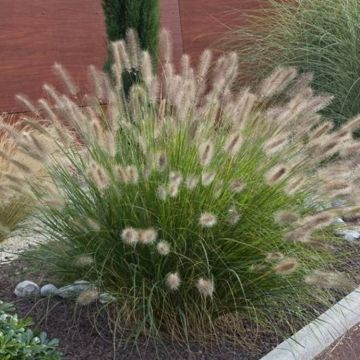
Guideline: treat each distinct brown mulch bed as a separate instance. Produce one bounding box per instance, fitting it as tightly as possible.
[0,259,278,360]
[2,234,360,360]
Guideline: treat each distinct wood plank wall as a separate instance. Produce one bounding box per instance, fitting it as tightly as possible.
[0,0,264,113]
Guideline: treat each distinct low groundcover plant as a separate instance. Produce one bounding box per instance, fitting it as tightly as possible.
[8,30,360,347]
[0,300,62,359]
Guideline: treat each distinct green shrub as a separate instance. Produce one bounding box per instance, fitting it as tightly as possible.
[18,35,360,345]
[0,300,62,359]
[227,0,360,130]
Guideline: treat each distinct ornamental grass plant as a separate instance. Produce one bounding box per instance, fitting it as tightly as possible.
[227,0,360,130]
[0,113,63,242]
[11,30,360,347]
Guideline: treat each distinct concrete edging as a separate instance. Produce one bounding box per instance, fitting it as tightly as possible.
[260,286,360,360]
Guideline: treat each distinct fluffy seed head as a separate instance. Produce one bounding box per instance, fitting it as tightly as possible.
[302,212,333,230]
[166,272,181,291]
[155,152,167,171]
[305,270,352,290]
[227,206,241,225]
[121,227,139,246]
[199,212,217,228]
[263,134,289,156]
[199,140,214,166]
[266,252,285,261]
[274,211,299,225]
[114,165,129,183]
[168,182,179,198]
[125,165,139,184]
[229,180,246,193]
[274,257,298,275]
[185,175,199,190]
[201,171,216,186]
[169,171,183,185]
[196,277,215,298]
[224,133,243,156]
[157,185,168,200]
[74,255,94,268]
[157,240,171,256]
[139,228,158,244]
[77,288,99,306]
[88,163,109,190]
[265,164,288,185]
[284,227,310,243]
[285,176,305,195]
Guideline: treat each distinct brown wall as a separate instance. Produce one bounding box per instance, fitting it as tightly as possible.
[0,0,264,113]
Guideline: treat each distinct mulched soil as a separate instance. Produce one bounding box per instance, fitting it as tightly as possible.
[2,231,360,360]
[0,260,278,360]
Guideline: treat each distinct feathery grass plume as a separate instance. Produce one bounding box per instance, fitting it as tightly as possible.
[156,185,167,201]
[185,175,199,190]
[169,171,183,185]
[53,62,78,95]
[199,213,217,228]
[199,140,214,166]
[139,228,157,245]
[309,121,333,139]
[322,180,349,193]
[165,272,181,291]
[301,212,334,230]
[285,176,305,195]
[227,206,240,225]
[125,165,139,184]
[168,182,179,198]
[265,164,288,185]
[15,94,39,116]
[274,211,299,225]
[229,180,246,193]
[340,142,360,158]
[266,252,285,261]
[88,65,105,100]
[121,227,139,246]
[201,172,216,186]
[154,152,167,171]
[17,30,360,349]
[226,0,360,131]
[223,132,243,156]
[77,288,99,306]
[274,258,298,275]
[259,67,297,98]
[157,240,171,256]
[304,270,353,290]
[88,163,109,190]
[74,255,95,268]
[284,228,310,243]
[159,29,172,63]
[196,277,215,298]
[263,134,289,156]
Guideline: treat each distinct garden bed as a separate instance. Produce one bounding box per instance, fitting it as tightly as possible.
[1,234,360,360]
[0,259,278,359]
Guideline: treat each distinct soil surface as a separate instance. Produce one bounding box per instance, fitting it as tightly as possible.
[316,324,360,360]
[1,232,360,359]
[0,260,278,360]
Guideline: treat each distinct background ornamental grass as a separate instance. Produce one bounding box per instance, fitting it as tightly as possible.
[227,0,360,131]
[9,31,360,346]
